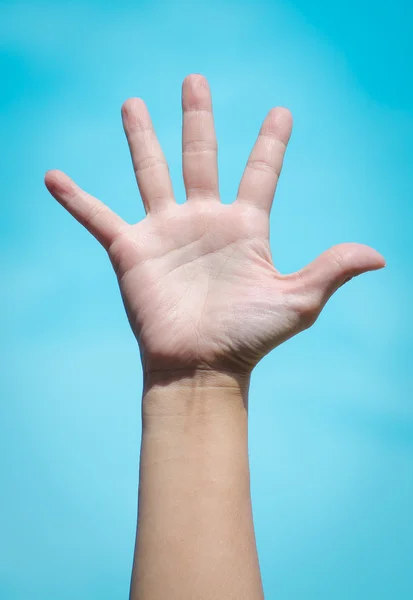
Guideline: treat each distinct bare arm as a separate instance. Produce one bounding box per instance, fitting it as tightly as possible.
[132,371,263,599]
[45,73,385,599]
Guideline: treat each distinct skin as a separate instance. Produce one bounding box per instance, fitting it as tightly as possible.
[45,74,385,599]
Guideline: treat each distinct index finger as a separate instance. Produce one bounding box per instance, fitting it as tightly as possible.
[235,107,292,213]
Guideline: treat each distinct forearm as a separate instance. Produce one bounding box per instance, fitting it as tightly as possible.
[129,370,264,600]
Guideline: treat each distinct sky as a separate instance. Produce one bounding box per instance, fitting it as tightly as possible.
[1,0,412,598]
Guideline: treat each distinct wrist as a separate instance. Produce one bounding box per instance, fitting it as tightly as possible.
[141,367,251,422]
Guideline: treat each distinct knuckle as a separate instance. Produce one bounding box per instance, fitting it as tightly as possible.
[328,244,355,272]
[83,202,104,229]
[134,155,168,174]
[290,292,320,328]
[183,139,217,155]
[246,158,280,176]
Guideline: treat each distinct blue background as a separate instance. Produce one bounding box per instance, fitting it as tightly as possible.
[2,0,412,598]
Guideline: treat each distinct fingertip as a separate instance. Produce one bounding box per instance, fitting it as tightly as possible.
[121,96,145,115]
[270,106,293,122]
[44,169,59,191]
[182,74,211,111]
[373,247,387,269]
[333,244,387,282]
[121,97,150,132]
[182,73,209,88]
[378,256,387,269]
[262,107,293,144]
[364,245,387,270]
[44,168,57,183]
[375,252,386,269]
[44,169,74,197]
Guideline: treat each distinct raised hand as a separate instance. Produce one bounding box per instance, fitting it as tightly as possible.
[45,74,385,376]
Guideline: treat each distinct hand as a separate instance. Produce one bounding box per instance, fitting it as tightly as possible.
[45,74,385,376]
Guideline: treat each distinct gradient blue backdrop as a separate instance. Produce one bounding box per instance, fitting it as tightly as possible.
[2,1,412,598]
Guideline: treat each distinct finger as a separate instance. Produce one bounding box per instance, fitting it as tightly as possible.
[182,74,219,201]
[44,170,127,250]
[121,98,174,213]
[236,107,292,213]
[288,242,386,308]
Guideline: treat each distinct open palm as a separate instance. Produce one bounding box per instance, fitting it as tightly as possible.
[45,74,385,375]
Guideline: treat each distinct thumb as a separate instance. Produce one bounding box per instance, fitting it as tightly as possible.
[296,242,386,305]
